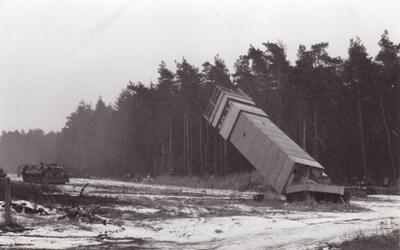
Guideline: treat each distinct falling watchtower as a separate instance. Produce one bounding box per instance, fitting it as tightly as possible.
[204,86,346,201]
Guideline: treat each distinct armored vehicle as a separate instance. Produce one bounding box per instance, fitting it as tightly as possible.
[17,162,70,184]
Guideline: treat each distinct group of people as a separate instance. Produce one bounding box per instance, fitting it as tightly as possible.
[124,173,154,183]
[351,176,391,187]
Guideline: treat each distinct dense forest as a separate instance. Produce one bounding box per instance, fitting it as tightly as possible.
[1,31,399,185]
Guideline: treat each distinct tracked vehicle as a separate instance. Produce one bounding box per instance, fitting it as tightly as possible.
[17,162,70,184]
[204,86,348,202]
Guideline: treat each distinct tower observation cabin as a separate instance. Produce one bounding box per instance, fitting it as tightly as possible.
[204,86,347,202]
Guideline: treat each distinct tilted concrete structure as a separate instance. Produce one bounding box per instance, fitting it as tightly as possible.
[204,86,346,201]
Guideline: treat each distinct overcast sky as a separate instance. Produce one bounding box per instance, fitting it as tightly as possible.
[0,0,399,133]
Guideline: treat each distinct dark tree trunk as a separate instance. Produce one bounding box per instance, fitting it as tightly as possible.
[313,104,318,158]
[378,93,396,178]
[356,83,368,176]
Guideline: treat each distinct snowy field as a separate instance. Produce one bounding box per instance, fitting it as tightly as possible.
[1,177,399,249]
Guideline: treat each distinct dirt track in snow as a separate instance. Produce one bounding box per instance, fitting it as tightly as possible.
[1,177,399,249]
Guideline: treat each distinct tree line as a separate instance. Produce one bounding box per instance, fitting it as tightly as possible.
[1,31,399,184]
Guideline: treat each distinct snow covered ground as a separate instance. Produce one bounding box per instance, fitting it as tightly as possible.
[1,177,399,249]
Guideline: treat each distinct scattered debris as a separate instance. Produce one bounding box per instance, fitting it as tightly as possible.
[0,223,30,233]
[11,201,50,215]
[58,206,107,225]
[57,183,107,225]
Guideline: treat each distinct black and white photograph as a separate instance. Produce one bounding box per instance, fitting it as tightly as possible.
[0,0,399,249]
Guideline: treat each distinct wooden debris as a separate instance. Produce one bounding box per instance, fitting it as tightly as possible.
[58,183,107,225]
[79,183,89,196]
[0,223,30,233]
[57,206,107,225]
